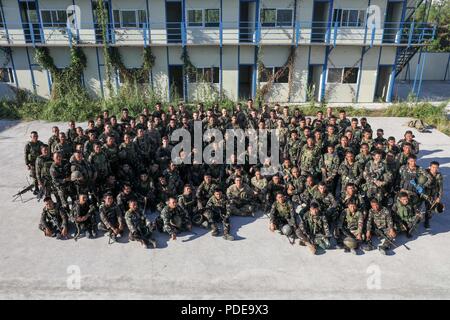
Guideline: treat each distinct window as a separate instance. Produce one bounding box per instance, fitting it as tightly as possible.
[260,67,289,83]
[327,67,359,84]
[41,10,67,28]
[0,68,14,83]
[187,9,220,27]
[333,9,366,27]
[189,67,219,83]
[113,10,147,28]
[342,67,359,84]
[205,9,220,27]
[261,8,293,27]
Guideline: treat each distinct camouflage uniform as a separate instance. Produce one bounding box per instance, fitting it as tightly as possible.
[299,145,321,178]
[160,205,191,235]
[39,204,68,237]
[196,181,219,209]
[125,207,155,245]
[363,160,392,203]
[25,140,44,190]
[226,183,255,216]
[98,203,125,232]
[35,154,53,197]
[302,210,332,249]
[50,161,72,208]
[88,151,111,183]
[398,165,431,207]
[204,195,232,237]
[391,199,420,234]
[366,206,395,250]
[72,200,97,236]
[178,192,199,221]
[250,176,268,206]
[311,189,338,224]
[319,153,340,193]
[424,169,444,223]
[338,160,363,195]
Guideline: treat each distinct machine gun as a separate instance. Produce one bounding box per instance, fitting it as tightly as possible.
[374,229,410,251]
[12,184,34,203]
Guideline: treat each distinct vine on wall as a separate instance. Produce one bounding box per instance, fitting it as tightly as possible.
[96,0,113,94]
[109,46,156,85]
[34,46,87,100]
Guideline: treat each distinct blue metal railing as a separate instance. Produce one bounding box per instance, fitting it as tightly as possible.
[0,21,436,46]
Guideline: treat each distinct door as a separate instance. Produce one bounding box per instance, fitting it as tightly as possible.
[239,65,253,99]
[375,66,393,102]
[169,65,184,100]
[166,1,182,43]
[92,0,112,44]
[311,1,330,43]
[19,1,42,43]
[383,2,403,43]
[308,65,323,101]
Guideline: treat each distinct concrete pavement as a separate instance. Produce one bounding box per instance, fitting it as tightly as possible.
[0,118,449,299]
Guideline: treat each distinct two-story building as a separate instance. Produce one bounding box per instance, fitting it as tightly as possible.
[0,0,435,103]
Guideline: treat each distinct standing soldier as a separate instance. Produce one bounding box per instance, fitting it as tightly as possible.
[53,132,73,162]
[363,150,392,203]
[25,131,44,194]
[39,197,68,240]
[319,144,340,194]
[48,126,60,154]
[365,199,397,255]
[398,155,431,208]
[89,143,110,184]
[424,161,444,229]
[50,152,72,210]
[35,144,53,198]
[204,189,234,240]
[299,137,321,179]
[338,151,364,197]
[125,198,156,249]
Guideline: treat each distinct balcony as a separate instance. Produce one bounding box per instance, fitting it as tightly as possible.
[0,21,436,48]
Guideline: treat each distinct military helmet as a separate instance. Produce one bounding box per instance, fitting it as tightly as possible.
[343,237,358,249]
[170,215,183,229]
[192,213,203,225]
[281,224,293,236]
[71,171,84,182]
[416,175,428,186]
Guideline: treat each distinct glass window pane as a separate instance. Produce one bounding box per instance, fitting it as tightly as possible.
[261,9,276,27]
[327,68,343,83]
[274,67,289,83]
[277,9,292,27]
[121,10,137,28]
[54,11,67,26]
[343,67,359,83]
[348,10,359,27]
[188,10,203,27]
[358,10,366,27]
[41,11,52,26]
[138,10,147,28]
[205,9,219,27]
[212,67,219,83]
[113,10,120,28]
[260,67,273,82]
[342,10,349,27]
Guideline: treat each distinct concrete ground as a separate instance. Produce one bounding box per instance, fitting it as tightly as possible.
[395,80,450,102]
[0,118,449,300]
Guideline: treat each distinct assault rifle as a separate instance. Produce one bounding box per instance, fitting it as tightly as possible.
[12,184,34,203]
[374,229,410,251]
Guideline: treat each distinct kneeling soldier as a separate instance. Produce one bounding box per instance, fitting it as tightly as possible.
[366,199,397,255]
[204,189,234,241]
[39,197,68,240]
[160,197,192,240]
[72,193,97,239]
[335,201,364,254]
[98,193,125,242]
[125,198,156,249]
[392,192,423,238]
[302,202,332,251]
[269,192,316,254]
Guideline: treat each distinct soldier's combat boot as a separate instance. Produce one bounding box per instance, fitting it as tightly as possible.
[424,217,430,230]
[222,231,234,241]
[361,240,374,251]
[378,245,388,255]
[306,242,317,255]
[211,224,219,236]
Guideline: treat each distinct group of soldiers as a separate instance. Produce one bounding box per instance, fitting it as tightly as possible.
[25,99,445,254]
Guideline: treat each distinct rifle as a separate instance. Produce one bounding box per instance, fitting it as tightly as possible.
[12,184,34,202]
[374,229,410,251]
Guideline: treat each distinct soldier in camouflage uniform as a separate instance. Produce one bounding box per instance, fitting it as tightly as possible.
[25,131,44,193]
[50,152,72,209]
[335,201,364,254]
[424,161,444,229]
[89,143,110,185]
[125,198,156,249]
[391,192,422,238]
[53,132,73,162]
[178,184,200,224]
[72,193,97,239]
[39,197,69,240]
[363,150,392,203]
[250,169,268,208]
[196,174,219,210]
[299,137,321,179]
[398,155,431,208]
[269,193,316,254]
[35,144,53,198]
[285,130,301,166]
[226,176,256,216]
[398,130,419,155]
[160,197,192,240]
[301,202,332,250]
[98,193,125,241]
[203,189,234,240]
[319,144,340,194]
[365,199,397,255]
[338,151,364,197]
